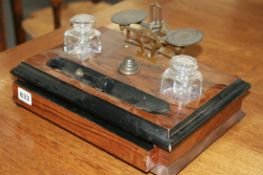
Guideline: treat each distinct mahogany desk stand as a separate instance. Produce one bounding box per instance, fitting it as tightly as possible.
[11,28,250,175]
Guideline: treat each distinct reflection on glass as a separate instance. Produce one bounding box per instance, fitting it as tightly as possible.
[161,55,203,104]
[64,14,102,60]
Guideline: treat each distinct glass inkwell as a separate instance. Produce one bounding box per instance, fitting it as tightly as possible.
[64,14,102,60]
[161,55,203,104]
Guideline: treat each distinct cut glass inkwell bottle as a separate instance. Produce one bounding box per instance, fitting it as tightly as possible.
[161,55,203,104]
[64,14,102,60]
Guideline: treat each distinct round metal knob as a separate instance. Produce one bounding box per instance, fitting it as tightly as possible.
[118,56,139,75]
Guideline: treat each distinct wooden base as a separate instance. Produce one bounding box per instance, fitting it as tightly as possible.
[11,28,250,174]
[13,80,245,175]
[11,28,250,151]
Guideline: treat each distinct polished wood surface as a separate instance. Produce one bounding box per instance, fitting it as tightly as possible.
[153,110,244,175]
[157,95,244,166]
[21,28,239,130]
[12,79,244,174]
[1,0,263,174]
[13,81,158,172]
[11,24,247,172]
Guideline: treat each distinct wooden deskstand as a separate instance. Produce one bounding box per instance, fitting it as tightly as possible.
[11,28,250,175]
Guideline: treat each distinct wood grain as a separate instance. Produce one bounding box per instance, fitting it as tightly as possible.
[158,95,245,166]
[10,27,248,173]
[12,27,248,152]
[23,28,238,130]
[12,81,158,172]
[12,79,245,174]
[0,0,263,175]
[152,110,244,175]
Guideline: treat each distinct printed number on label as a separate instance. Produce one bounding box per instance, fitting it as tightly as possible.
[18,87,32,105]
